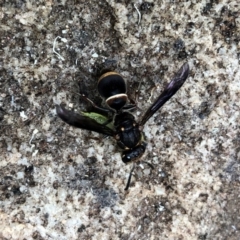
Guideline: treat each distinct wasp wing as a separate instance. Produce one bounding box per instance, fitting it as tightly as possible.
[56,105,115,136]
[140,62,189,126]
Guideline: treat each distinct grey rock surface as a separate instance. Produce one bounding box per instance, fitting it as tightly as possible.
[0,0,239,239]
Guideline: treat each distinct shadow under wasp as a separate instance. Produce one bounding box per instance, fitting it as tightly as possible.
[56,62,189,190]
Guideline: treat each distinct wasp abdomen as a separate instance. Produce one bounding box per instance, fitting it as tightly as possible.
[98,72,127,111]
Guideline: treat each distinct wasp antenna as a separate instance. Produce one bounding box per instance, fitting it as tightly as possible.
[124,163,136,191]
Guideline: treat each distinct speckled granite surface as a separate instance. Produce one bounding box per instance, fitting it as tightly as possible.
[0,1,239,239]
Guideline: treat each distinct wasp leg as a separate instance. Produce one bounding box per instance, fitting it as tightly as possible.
[122,103,137,111]
[141,161,154,169]
[80,94,114,115]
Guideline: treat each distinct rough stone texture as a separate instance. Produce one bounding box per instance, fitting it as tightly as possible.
[0,0,239,239]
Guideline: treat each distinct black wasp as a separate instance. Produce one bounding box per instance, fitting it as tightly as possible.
[56,62,189,190]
